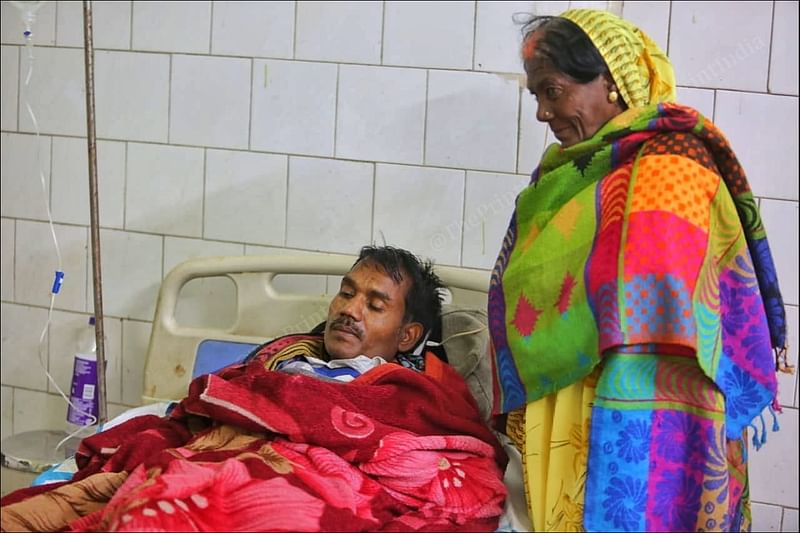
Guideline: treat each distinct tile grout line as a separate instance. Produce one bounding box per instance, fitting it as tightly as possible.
[129,1,133,50]
[15,45,21,131]
[370,163,377,246]
[292,1,299,60]
[48,134,54,233]
[166,54,173,144]
[201,148,207,239]
[160,233,165,282]
[53,1,58,46]
[666,0,673,56]
[458,170,467,267]
[3,128,800,203]
[284,156,291,247]
[380,1,386,65]
[0,41,517,73]
[471,0,478,71]
[765,0,777,93]
[122,142,128,231]
[248,58,253,151]
[208,1,214,55]
[12,219,17,302]
[6,37,800,95]
[333,64,340,157]
[711,89,717,122]
[422,70,430,164]
[515,86,523,174]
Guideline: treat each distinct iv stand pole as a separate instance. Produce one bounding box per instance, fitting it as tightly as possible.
[81,0,107,426]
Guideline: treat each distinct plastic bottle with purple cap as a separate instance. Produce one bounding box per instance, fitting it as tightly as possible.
[65,317,99,436]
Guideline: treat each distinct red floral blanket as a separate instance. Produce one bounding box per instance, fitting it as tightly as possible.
[1,352,506,532]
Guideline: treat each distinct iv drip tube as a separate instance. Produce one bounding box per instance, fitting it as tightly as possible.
[82,0,107,426]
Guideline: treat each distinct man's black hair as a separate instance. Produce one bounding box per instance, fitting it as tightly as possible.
[355,245,445,337]
[518,14,611,85]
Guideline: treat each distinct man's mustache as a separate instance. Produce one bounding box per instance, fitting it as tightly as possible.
[329,316,363,339]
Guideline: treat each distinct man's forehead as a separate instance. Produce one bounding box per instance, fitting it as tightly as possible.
[350,259,406,285]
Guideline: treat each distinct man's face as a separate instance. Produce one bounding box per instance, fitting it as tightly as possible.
[323,260,421,362]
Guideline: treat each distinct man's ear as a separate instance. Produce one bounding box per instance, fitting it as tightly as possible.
[398,322,424,353]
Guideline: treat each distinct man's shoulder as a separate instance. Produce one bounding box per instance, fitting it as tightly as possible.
[247,333,327,369]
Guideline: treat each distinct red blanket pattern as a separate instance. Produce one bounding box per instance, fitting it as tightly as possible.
[2,352,506,532]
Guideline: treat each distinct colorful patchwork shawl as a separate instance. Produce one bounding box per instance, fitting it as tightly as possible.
[488,103,786,441]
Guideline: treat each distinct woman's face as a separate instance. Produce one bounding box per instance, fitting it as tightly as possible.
[525,55,623,148]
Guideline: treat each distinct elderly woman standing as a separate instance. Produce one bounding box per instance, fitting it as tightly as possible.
[488,9,791,532]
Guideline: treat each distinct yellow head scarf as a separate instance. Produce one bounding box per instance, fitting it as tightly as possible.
[560,9,676,108]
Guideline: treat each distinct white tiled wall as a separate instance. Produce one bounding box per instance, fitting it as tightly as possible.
[211,1,294,59]
[336,65,427,164]
[0,45,18,130]
[0,219,13,301]
[770,1,799,95]
[286,156,373,253]
[125,143,205,237]
[169,54,251,149]
[131,1,211,54]
[463,171,529,270]
[669,1,773,92]
[51,137,126,228]
[752,502,784,532]
[373,164,465,265]
[97,228,162,321]
[474,1,535,73]
[383,1,475,70]
[204,149,287,245]
[714,91,799,201]
[1,386,11,439]
[56,1,132,50]
[14,220,87,311]
[120,319,151,407]
[1,0,797,522]
[1,133,52,220]
[426,69,519,172]
[95,51,170,142]
[250,59,338,156]
[784,508,799,532]
[18,47,87,137]
[620,1,670,52]
[0,1,56,46]
[295,1,383,64]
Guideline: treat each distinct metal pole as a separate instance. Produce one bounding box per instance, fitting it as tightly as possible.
[82,0,107,426]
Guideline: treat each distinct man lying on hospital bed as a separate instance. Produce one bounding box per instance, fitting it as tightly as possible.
[1,246,508,532]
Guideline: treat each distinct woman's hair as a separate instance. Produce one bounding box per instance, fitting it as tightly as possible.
[518,14,610,84]
[355,245,444,335]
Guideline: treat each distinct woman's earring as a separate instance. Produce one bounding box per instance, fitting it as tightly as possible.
[607,90,619,103]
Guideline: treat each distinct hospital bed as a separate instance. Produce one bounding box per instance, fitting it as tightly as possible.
[142,253,493,408]
[16,252,530,530]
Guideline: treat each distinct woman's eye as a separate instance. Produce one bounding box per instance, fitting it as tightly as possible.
[546,87,560,99]
[339,290,354,298]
